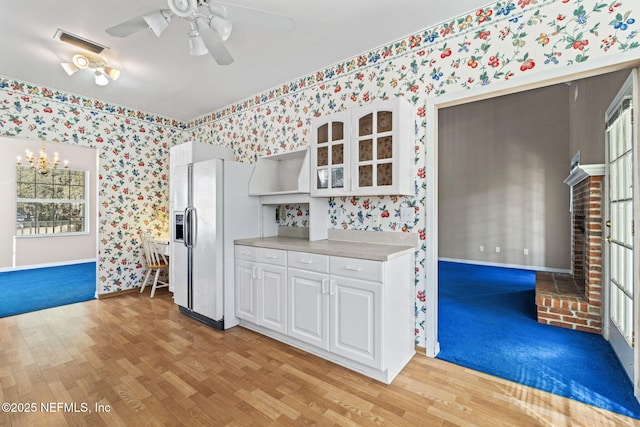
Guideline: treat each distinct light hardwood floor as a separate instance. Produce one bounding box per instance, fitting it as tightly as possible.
[1,291,638,427]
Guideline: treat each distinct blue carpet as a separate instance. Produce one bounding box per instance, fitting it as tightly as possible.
[437,261,640,419]
[0,262,96,317]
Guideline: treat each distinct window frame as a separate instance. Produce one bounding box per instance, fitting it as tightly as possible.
[15,166,90,238]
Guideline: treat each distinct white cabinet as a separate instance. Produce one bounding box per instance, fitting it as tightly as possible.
[310,99,414,197]
[237,244,414,383]
[288,251,330,349]
[289,253,383,369]
[288,268,328,349]
[329,257,383,369]
[310,110,351,196]
[235,259,258,323]
[248,149,309,196]
[235,246,287,334]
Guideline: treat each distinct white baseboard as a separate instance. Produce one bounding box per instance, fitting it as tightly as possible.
[0,258,97,273]
[438,257,571,274]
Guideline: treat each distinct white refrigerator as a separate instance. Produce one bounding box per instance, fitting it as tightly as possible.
[171,158,259,329]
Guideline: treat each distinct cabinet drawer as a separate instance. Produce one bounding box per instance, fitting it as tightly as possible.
[288,251,329,274]
[235,245,258,261]
[330,256,383,282]
[258,248,287,266]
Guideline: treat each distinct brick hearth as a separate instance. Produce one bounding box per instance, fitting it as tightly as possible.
[535,175,603,333]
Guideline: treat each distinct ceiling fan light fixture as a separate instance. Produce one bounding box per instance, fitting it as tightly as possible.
[143,11,170,37]
[104,66,121,81]
[208,3,227,18]
[72,54,90,69]
[61,62,79,76]
[188,31,209,56]
[94,70,110,86]
[210,15,232,41]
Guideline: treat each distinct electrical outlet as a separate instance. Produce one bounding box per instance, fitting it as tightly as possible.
[372,214,380,228]
[495,246,501,253]
[523,248,529,256]
[479,245,484,252]
[335,208,343,223]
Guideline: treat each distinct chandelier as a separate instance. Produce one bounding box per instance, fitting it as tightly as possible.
[17,144,69,175]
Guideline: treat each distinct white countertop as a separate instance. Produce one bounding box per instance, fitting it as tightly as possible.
[234,236,416,261]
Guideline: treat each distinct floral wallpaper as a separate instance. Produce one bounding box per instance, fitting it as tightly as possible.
[0,82,181,294]
[186,0,638,347]
[0,0,636,347]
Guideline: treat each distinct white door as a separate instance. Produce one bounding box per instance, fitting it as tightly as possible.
[605,69,638,397]
[191,159,222,320]
[329,275,382,369]
[235,260,257,323]
[287,268,329,349]
[258,264,287,334]
[171,164,189,307]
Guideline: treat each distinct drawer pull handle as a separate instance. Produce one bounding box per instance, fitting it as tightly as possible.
[298,259,313,264]
[344,266,363,272]
[329,280,336,295]
[322,278,329,294]
[265,255,280,259]
[240,251,252,256]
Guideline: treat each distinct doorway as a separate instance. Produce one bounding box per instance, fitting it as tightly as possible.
[425,60,640,402]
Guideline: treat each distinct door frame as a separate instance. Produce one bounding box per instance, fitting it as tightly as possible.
[424,51,640,358]
[603,69,640,397]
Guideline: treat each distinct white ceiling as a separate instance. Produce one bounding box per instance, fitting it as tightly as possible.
[0,1,492,122]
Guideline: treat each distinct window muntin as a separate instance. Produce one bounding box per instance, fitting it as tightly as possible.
[16,166,88,236]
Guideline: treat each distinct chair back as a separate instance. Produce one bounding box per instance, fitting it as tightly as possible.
[141,232,168,267]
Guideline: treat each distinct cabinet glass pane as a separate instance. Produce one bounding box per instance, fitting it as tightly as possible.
[332,122,344,141]
[317,147,328,166]
[317,169,329,189]
[359,139,373,161]
[359,165,372,187]
[377,136,393,159]
[377,111,393,132]
[317,124,328,143]
[359,114,373,136]
[332,144,344,165]
[377,163,392,186]
[331,168,344,188]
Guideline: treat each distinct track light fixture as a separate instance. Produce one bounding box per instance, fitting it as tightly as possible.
[60,54,120,86]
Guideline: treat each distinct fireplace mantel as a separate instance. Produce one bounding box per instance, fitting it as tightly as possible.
[563,164,605,187]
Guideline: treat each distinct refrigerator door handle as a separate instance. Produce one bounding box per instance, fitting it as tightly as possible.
[185,207,195,249]
[183,207,190,248]
[191,207,198,248]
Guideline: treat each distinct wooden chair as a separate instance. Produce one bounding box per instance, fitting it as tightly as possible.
[140,232,169,298]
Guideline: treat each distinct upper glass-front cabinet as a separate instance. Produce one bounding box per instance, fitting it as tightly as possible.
[310,110,350,195]
[310,99,414,197]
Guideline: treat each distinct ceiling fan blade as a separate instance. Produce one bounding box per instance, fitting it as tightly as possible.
[106,12,159,37]
[211,1,295,32]
[201,31,234,65]
[196,18,234,65]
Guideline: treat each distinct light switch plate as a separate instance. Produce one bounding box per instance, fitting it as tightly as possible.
[400,207,414,223]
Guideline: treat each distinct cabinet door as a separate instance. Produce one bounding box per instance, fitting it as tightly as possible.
[352,103,396,194]
[310,110,351,196]
[288,268,329,350]
[351,99,413,196]
[329,275,382,369]
[235,260,258,323]
[258,264,287,334]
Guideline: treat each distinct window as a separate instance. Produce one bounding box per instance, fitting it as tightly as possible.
[16,166,88,236]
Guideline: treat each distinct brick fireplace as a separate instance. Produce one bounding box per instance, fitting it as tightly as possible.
[536,169,604,334]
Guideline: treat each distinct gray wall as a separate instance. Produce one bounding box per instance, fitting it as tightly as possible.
[438,84,571,270]
[569,69,630,164]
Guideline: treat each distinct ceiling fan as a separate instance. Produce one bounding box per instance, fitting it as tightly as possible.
[105,0,294,65]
